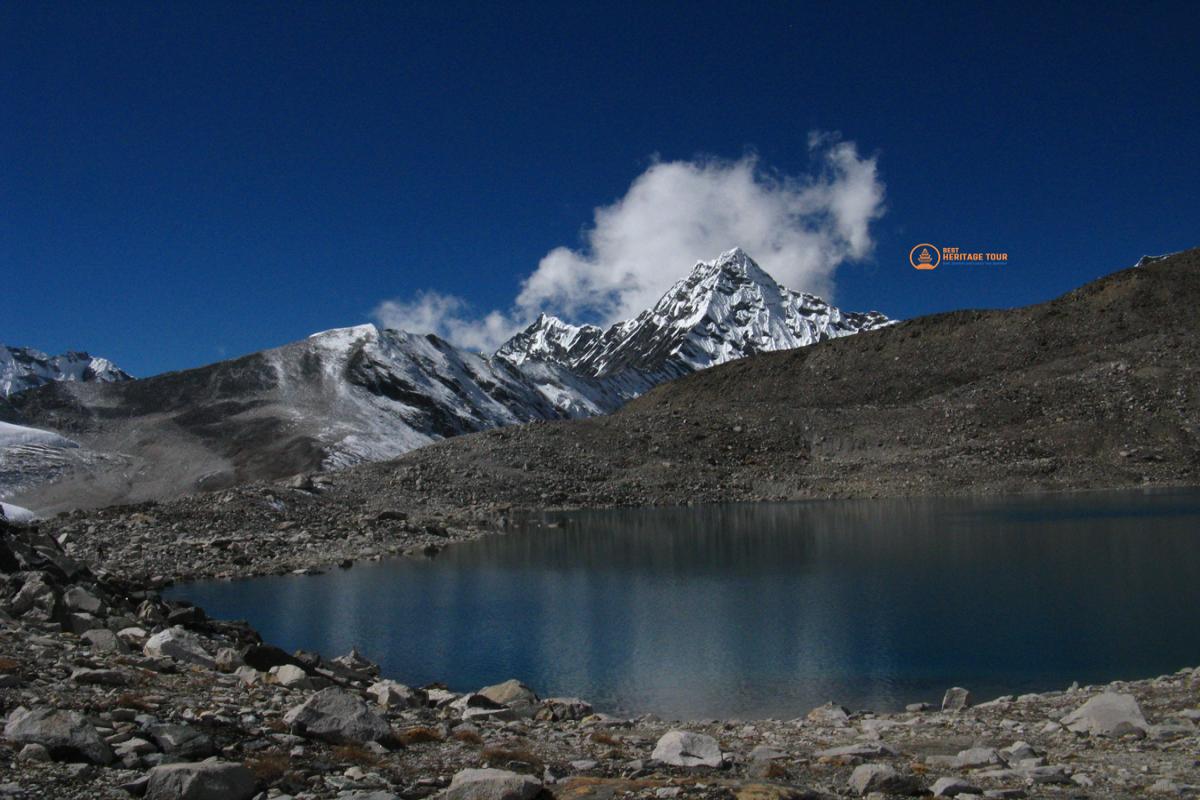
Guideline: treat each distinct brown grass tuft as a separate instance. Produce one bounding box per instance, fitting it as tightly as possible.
[589,731,622,747]
[245,751,291,784]
[0,657,21,673]
[452,728,485,746]
[332,743,383,767]
[264,717,289,733]
[396,726,444,746]
[482,746,543,771]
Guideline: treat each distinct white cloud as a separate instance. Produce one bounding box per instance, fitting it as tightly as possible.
[372,291,520,353]
[373,135,885,350]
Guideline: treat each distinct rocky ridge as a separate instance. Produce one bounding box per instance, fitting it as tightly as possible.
[0,344,131,399]
[3,517,1199,800]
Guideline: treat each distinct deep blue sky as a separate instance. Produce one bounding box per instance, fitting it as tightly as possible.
[3,2,1197,377]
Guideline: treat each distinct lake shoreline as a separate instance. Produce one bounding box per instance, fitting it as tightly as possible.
[3,517,1200,799]
[31,475,1200,586]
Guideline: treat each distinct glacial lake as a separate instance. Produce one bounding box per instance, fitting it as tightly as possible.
[167,489,1200,719]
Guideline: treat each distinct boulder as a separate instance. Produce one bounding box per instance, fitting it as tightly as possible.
[848,763,922,796]
[367,679,425,709]
[954,746,1002,768]
[143,627,215,668]
[999,741,1038,762]
[268,664,312,689]
[3,706,114,764]
[478,679,538,708]
[145,761,257,800]
[941,687,973,712]
[806,701,850,725]
[214,647,243,673]
[534,697,593,722]
[82,628,129,654]
[63,586,104,614]
[70,668,129,686]
[1061,692,1148,736]
[241,643,302,671]
[442,768,543,800]
[650,730,723,768]
[147,723,216,760]
[816,743,898,758]
[10,574,56,617]
[931,777,978,797]
[283,687,390,743]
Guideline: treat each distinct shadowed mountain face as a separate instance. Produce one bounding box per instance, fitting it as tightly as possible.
[3,251,887,513]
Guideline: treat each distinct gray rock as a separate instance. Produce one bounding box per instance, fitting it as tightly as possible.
[63,611,105,634]
[3,706,114,764]
[16,743,51,763]
[954,746,1002,768]
[82,628,128,654]
[268,664,312,689]
[650,730,722,768]
[70,667,129,686]
[145,761,257,800]
[442,768,543,800]
[147,723,216,760]
[999,741,1037,762]
[11,575,56,617]
[749,745,787,761]
[283,687,390,743]
[817,743,899,758]
[848,763,922,796]
[214,647,243,673]
[932,777,978,797]
[1019,765,1071,784]
[63,586,104,614]
[941,687,973,712]
[143,627,215,668]
[806,701,850,725]
[477,681,540,705]
[534,697,592,722]
[367,679,424,709]
[1061,692,1148,736]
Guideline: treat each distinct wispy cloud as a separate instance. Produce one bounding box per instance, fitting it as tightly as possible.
[373,134,885,351]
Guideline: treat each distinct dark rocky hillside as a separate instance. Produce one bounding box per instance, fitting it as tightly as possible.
[330,246,1200,510]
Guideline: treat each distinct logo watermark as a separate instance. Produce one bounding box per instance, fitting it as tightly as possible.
[910,243,1008,270]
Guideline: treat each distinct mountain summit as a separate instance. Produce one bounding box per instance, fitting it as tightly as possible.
[497,248,891,406]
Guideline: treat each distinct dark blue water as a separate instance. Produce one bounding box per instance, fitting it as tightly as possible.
[168,489,1200,719]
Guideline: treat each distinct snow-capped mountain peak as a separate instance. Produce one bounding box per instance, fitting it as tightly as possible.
[0,344,132,398]
[495,247,893,409]
[495,313,603,366]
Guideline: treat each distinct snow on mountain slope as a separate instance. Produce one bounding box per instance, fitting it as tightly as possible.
[304,324,574,468]
[0,421,79,450]
[0,344,132,397]
[0,421,116,506]
[5,323,588,509]
[498,248,892,408]
[0,502,36,522]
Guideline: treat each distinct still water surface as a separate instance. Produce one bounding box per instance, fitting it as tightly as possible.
[168,490,1200,719]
